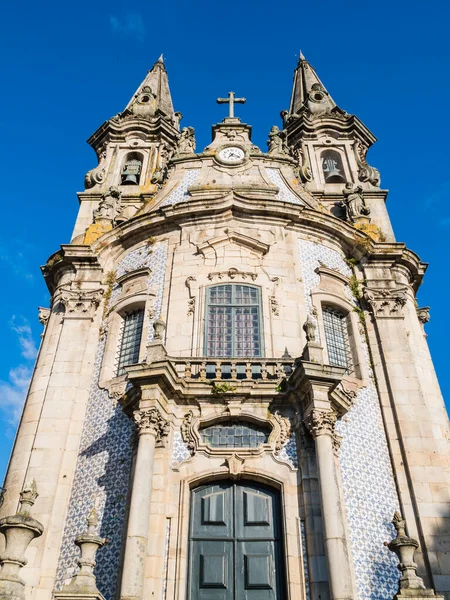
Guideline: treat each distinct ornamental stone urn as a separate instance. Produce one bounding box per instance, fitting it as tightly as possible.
[0,480,44,600]
[387,511,444,599]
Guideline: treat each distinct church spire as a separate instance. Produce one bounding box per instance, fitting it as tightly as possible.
[289,52,336,116]
[124,55,175,120]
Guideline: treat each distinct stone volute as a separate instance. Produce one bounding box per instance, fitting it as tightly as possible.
[54,508,106,600]
[387,512,444,599]
[0,479,44,600]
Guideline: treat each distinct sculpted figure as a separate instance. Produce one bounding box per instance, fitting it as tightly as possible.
[267,125,287,154]
[342,183,370,221]
[303,314,317,342]
[177,126,196,154]
[94,186,122,222]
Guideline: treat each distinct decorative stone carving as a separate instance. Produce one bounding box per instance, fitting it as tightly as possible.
[306,83,334,117]
[177,127,196,155]
[417,306,430,326]
[93,186,122,223]
[180,411,196,455]
[207,268,257,282]
[0,480,44,600]
[108,376,128,403]
[38,306,50,327]
[153,316,166,340]
[267,126,288,155]
[364,286,408,318]
[84,148,107,189]
[60,289,104,318]
[386,512,444,599]
[354,141,380,187]
[54,508,106,600]
[225,454,245,476]
[294,145,313,182]
[303,409,337,438]
[151,143,173,185]
[270,296,279,316]
[342,183,371,222]
[303,315,317,342]
[133,408,169,445]
[186,276,196,317]
[273,412,291,455]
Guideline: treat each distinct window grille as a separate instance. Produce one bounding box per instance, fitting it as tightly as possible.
[322,306,352,370]
[200,421,270,448]
[116,309,144,375]
[205,284,262,357]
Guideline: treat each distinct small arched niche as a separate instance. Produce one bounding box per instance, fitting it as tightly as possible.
[321,149,347,184]
[121,151,143,185]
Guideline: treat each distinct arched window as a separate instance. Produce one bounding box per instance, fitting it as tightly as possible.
[116,309,144,375]
[121,152,143,185]
[205,284,263,357]
[321,149,346,184]
[322,305,352,371]
[199,420,270,448]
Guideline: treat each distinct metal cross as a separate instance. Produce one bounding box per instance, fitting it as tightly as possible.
[216,91,246,118]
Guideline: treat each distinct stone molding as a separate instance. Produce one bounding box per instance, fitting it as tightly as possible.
[364,286,408,318]
[207,268,258,282]
[59,288,104,319]
[133,407,169,445]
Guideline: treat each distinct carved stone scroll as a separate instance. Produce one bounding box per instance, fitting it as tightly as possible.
[273,412,291,455]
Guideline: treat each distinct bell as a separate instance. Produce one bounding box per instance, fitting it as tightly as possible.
[324,168,345,183]
[121,158,142,185]
[121,173,139,185]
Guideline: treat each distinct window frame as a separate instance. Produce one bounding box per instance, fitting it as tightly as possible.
[321,304,353,372]
[203,283,264,358]
[115,308,145,376]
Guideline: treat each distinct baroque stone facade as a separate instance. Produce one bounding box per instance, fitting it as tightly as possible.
[0,53,449,600]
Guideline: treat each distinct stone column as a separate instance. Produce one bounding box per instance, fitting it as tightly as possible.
[120,407,169,600]
[304,409,354,600]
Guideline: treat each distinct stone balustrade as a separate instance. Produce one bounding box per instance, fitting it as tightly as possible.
[169,356,295,381]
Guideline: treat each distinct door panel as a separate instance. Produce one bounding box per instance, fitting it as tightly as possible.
[236,484,277,540]
[191,540,233,600]
[189,481,284,600]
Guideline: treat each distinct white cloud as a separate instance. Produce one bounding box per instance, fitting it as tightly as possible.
[0,365,32,425]
[10,316,38,360]
[0,317,39,427]
[109,12,146,43]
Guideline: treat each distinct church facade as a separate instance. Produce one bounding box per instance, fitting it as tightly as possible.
[0,54,449,600]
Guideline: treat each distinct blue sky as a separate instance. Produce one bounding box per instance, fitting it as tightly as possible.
[0,0,449,482]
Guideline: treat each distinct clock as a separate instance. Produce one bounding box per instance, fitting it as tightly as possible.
[217,146,245,164]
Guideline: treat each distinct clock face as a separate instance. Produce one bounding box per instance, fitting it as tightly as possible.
[218,147,245,164]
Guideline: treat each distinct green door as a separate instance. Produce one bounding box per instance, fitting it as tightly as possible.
[188,481,285,600]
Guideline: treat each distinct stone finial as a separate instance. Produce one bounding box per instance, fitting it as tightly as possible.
[54,508,106,600]
[0,481,44,600]
[18,479,38,515]
[386,511,444,599]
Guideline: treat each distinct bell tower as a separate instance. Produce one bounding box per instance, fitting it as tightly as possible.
[0,53,449,600]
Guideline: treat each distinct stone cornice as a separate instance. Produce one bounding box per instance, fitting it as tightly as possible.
[41,245,103,295]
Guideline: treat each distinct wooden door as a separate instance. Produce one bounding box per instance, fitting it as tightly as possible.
[188,481,284,600]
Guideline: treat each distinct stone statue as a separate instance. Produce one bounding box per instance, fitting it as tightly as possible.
[94,186,122,222]
[267,126,287,155]
[303,315,317,342]
[342,183,370,222]
[177,127,196,155]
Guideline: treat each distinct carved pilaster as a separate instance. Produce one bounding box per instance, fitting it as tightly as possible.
[133,408,169,446]
[364,286,408,318]
[60,288,104,319]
